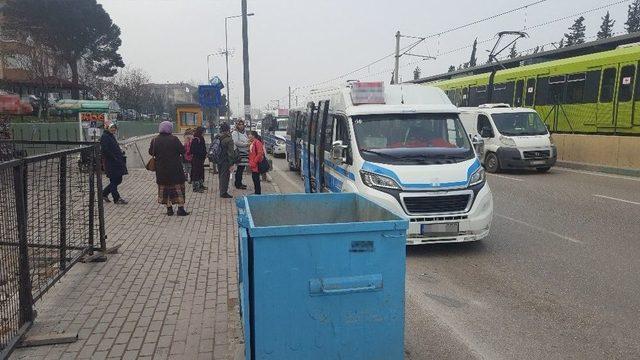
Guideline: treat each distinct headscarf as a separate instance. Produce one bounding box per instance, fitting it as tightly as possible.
[159,121,173,134]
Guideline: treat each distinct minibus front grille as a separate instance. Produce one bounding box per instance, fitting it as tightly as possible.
[402,194,471,215]
[522,150,550,159]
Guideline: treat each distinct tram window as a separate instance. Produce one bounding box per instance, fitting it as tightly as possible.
[535,77,549,105]
[469,85,487,106]
[618,65,635,102]
[525,79,536,106]
[515,80,524,107]
[600,68,617,103]
[547,76,566,105]
[584,70,601,103]
[566,73,586,104]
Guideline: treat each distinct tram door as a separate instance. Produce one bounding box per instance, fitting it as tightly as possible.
[614,62,636,130]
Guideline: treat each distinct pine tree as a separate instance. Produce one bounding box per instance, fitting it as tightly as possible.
[564,16,586,46]
[598,11,616,39]
[508,43,518,59]
[469,38,478,67]
[626,0,640,33]
[448,65,456,72]
[558,38,565,48]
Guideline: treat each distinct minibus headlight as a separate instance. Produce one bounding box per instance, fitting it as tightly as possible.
[469,168,485,186]
[499,135,517,147]
[360,171,401,190]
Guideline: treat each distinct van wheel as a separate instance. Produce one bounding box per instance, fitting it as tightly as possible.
[536,167,551,173]
[484,153,500,173]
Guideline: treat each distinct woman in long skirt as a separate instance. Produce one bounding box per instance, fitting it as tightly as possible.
[149,121,189,216]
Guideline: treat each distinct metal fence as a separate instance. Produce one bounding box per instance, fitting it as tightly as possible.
[0,141,106,359]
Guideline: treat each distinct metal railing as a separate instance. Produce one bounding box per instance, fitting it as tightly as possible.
[0,141,106,359]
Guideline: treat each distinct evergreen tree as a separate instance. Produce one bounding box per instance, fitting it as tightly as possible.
[469,38,478,67]
[508,43,518,59]
[564,16,587,46]
[626,0,640,33]
[598,11,616,39]
[448,65,456,72]
[558,38,565,48]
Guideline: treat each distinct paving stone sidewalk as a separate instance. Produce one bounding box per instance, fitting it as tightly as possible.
[10,168,277,359]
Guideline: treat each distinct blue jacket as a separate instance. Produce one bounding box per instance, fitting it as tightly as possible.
[100,131,127,178]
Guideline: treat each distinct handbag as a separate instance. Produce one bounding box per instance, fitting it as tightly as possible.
[145,157,156,172]
[146,138,157,171]
[258,156,270,174]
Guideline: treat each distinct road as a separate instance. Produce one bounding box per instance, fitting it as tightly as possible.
[268,155,640,360]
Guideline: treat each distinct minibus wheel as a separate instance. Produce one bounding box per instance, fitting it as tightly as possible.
[485,153,500,173]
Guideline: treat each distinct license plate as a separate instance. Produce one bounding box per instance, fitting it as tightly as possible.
[421,223,459,236]
[530,160,546,165]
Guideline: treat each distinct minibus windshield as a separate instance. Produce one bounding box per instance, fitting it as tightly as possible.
[353,113,474,165]
[276,118,288,131]
[492,112,548,136]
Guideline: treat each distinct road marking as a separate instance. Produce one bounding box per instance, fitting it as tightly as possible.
[593,194,640,206]
[496,214,583,244]
[487,174,525,182]
[555,167,640,182]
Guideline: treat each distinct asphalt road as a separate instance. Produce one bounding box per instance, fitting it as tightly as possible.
[268,155,640,360]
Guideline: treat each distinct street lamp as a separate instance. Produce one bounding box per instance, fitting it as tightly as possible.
[225,12,254,120]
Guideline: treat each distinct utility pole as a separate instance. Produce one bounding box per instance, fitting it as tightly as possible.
[393,31,401,85]
[288,86,291,110]
[241,0,251,125]
[225,17,231,121]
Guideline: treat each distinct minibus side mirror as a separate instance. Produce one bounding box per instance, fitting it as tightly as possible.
[471,134,485,158]
[480,127,494,138]
[331,140,348,164]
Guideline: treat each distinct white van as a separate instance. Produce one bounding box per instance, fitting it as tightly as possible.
[459,104,557,173]
[293,82,493,245]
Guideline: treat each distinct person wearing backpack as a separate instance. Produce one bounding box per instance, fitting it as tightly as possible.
[248,130,265,195]
[217,122,236,198]
[190,127,208,193]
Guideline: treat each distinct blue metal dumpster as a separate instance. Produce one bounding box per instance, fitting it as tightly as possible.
[236,193,409,360]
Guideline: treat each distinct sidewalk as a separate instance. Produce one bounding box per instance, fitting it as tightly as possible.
[10,167,277,359]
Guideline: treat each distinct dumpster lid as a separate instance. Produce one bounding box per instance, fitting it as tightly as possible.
[237,193,408,237]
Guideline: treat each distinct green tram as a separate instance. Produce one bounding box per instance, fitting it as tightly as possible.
[428,44,640,135]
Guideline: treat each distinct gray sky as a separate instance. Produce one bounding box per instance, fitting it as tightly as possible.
[99,0,630,114]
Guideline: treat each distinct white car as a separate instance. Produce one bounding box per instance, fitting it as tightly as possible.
[272,135,286,157]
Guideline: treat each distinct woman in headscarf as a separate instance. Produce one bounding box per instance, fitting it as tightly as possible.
[149,121,189,216]
[190,126,208,192]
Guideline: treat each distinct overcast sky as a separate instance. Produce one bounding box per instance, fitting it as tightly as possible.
[99,0,630,114]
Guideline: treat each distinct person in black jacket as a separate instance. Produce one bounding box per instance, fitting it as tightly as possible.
[190,127,208,193]
[100,123,128,204]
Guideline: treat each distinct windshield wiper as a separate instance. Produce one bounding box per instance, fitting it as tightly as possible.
[360,149,400,160]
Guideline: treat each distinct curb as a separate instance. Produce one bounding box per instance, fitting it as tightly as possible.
[556,161,640,178]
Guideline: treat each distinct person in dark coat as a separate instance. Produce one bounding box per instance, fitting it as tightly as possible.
[190,127,208,193]
[218,122,236,199]
[149,121,189,216]
[100,123,128,204]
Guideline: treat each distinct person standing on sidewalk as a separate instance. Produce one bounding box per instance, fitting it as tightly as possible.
[100,123,128,204]
[248,130,264,195]
[190,127,208,193]
[231,120,249,190]
[182,129,194,183]
[149,121,189,216]
[217,122,236,199]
